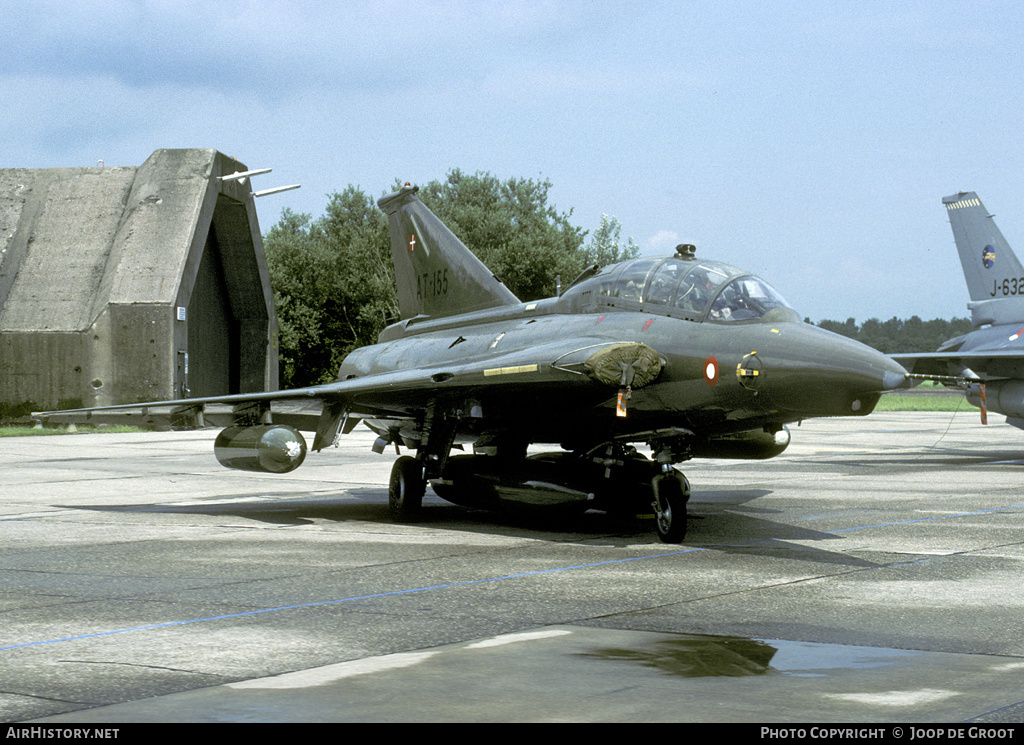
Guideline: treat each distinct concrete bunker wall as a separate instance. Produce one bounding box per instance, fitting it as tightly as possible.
[0,149,279,418]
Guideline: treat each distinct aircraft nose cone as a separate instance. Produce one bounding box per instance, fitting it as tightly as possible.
[760,326,910,417]
[883,368,911,391]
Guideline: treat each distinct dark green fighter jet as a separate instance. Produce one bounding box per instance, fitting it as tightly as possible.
[35,185,909,542]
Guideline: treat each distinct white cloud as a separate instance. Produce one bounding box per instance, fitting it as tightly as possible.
[646,230,680,254]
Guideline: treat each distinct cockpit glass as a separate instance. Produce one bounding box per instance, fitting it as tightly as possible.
[566,256,798,325]
[672,263,735,314]
[613,259,658,302]
[593,264,622,296]
[707,276,795,322]
[644,261,688,305]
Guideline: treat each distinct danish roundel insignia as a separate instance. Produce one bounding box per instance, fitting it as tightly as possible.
[704,356,719,386]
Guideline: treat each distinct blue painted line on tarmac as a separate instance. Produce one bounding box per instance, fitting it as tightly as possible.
[0,552,702,652]
[4,501,1022,652]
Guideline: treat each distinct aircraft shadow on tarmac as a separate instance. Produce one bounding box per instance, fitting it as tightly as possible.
[686,489,880,569]
[797,445,1024,473]
[59,484,879,568]
[875,449,1024,469]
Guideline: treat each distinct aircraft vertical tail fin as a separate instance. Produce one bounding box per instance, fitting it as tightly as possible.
[378,185,520,319]
[944,192,1024,301]
[943,192,1024,326]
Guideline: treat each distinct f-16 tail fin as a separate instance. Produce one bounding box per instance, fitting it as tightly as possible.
[944,191,1024,301]
[378,185,520,320]
[944,191,1024,326]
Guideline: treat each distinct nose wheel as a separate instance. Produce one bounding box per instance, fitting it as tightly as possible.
[652,470,690,543]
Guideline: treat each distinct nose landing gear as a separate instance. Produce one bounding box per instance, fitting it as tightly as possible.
[651,467,691,543]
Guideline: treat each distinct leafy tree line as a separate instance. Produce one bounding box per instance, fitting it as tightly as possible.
[263,169,638,388]
[812,316,973,354]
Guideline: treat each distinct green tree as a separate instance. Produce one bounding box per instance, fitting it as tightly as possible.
[264,187,394,388]
[813,316,973,354]
[818,317,859,339]
[582,214,640,267]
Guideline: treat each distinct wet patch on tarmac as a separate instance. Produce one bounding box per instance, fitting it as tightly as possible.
[30,626,1024,723]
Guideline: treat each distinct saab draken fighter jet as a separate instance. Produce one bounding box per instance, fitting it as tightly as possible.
[36,185,908,542]
[895,192,1024,428]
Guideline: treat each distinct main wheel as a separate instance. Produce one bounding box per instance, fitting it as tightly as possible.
[389,456,425,522]
[652,471,690,543]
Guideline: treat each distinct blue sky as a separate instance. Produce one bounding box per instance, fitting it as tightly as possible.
[5,0,1023,323]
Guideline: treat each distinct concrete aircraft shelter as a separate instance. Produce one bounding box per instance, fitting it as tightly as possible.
[0,149,280,419]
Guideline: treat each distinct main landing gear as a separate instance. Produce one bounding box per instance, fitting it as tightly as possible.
[388,455,426,522]
[386,442,693,544]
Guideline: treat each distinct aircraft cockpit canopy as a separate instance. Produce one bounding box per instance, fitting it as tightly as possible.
[561,256,801,324]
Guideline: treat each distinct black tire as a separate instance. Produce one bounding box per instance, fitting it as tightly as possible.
[389,456,425,522]
[652,471,689,543]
